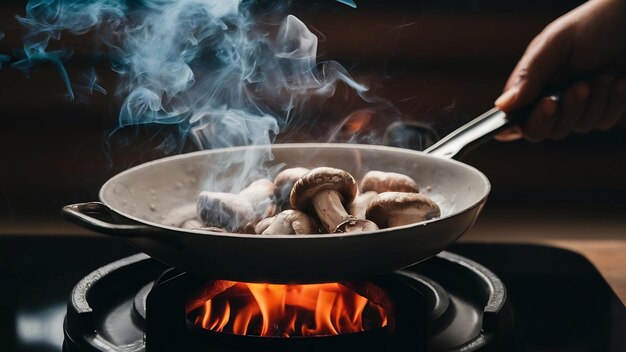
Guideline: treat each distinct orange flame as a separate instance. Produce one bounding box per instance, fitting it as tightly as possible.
[187,281,390,337]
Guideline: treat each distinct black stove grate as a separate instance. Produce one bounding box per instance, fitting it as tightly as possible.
[62,251,512,352]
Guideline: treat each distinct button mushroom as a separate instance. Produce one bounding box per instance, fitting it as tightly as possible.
[261,210,321,235]
[273,167,310,211]
[238,179,277,220]
[290,167,378,233]
[348,191,378,219]
[360,170,419,193]
[366,192,441,228]
[254,215,276,234]
[197,191,256,233]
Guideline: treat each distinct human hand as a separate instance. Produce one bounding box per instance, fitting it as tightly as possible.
[495,0,626,142]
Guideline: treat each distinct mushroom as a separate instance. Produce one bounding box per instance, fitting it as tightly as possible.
[360,170,419,193]
[290,167,378,233]
[335,217,379,233]
[238,179,277,220]
[197,191,256,233]
[366,192,441,228]
[254,216,276,234]
[348,191,379,219]
[273,167,310,211]
[261,210,321,235]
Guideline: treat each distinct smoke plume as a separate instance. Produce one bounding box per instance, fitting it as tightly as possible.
[13,0,395,192]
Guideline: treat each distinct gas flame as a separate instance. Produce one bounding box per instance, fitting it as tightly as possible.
[187,281,390,337]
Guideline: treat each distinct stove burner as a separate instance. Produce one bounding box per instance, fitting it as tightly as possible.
[63,252,512,351]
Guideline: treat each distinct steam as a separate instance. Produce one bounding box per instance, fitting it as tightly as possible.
[336,0,357,8]
[0,32,10,68]
[13,0,384,192]
[13,0,125,99]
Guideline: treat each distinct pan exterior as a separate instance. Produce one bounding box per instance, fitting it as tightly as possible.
[98,144,490,283]
[120,201,484,283]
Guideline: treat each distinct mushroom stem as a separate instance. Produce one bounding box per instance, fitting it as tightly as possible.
[260,210,320,235]
[311,190,354,233]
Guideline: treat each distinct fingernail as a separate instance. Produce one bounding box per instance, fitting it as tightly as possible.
[541,97,557,117]
[575,84,590,100]
[495,86,519,110]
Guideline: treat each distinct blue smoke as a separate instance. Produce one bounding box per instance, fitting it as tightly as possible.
[13,0,125,99]
[14,0,377,191]
[335,0,357,8]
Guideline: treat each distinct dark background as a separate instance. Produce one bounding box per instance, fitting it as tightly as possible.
[0,0,624,233]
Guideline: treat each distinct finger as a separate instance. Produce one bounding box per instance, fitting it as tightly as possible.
[597,78,626,131]
[494,126,523,142]
[551,82,590,139]
[521,96,559,143]
[495,27,570,113]
[574,75,615,133]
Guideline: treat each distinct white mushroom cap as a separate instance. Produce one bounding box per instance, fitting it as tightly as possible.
[274,167,310,210]
[290,167,360,233]
[360,170,419,193]
[366,192,440,228]
[197,191,256,233]
[290,167,357,210]
[238,179,277,220]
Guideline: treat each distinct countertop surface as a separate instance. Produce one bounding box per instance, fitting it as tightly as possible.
[460,206,626,305]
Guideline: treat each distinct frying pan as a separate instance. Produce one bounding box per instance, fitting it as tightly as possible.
[63,107,514,283]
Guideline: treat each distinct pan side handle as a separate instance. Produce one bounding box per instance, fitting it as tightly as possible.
[63,202,158,237]
[423,108,513,159]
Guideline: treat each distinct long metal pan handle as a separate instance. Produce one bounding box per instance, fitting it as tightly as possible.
[62,202,157,237]
[424,107,513,159]
[425,91,560,159]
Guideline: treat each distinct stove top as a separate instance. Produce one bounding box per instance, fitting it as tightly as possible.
[63,250,512,351]
[1,235,624,351]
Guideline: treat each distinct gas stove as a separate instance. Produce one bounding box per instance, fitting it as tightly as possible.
[1,235,625,352]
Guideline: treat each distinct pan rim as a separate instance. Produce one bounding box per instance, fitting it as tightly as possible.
[99,143,491,239]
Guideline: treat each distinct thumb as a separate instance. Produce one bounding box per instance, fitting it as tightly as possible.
[495,28,569,113]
